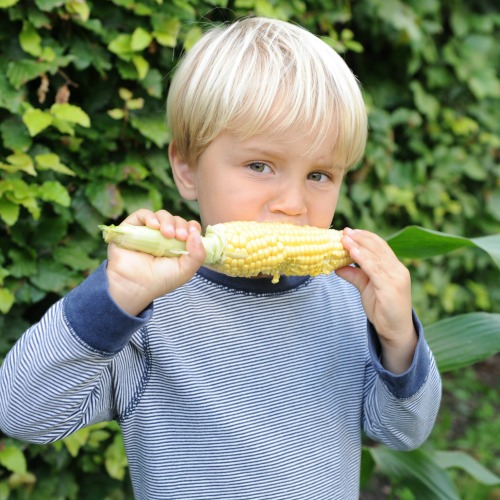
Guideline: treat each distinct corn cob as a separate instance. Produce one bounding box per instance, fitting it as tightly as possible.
[99,221,352,283]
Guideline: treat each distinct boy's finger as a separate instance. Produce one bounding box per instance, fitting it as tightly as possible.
[179,230,206,274]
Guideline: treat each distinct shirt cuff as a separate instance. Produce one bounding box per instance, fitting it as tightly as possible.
[63,261,153,354]
[367,310,430,399]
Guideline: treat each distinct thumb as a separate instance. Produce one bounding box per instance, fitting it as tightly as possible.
[178,229,206,275]
[335,265,369,294]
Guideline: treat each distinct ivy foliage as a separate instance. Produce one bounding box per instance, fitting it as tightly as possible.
[0,0,499,497]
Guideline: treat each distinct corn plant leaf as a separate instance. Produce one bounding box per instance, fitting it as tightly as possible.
[387,225,500,268]
[424,312,500,372]
[369,446,459,500]
[434,451,500,485]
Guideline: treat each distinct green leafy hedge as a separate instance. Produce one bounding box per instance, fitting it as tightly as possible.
[1,0,499,498]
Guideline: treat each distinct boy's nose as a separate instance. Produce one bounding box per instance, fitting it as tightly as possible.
[268,184,308,217]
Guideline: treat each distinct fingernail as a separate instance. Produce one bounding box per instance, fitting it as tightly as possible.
[177,228,188,239]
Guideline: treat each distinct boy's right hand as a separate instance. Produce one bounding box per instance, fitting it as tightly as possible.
[105,209,206,316]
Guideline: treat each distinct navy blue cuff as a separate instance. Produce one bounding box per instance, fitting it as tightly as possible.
[63,261,153,354]
[367,310,430,399]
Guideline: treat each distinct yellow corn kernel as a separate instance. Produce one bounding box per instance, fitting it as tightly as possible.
[207,221,352,283]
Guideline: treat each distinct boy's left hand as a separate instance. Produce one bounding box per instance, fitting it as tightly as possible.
[336,227,417,374]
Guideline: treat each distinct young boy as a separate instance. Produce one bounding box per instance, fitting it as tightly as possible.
[0,17,441,499]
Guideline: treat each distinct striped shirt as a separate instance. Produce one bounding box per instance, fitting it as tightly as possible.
[0,263,441,499]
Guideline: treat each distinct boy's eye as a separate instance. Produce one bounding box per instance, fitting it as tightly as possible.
[248,162,272,173]
[308,172,330,182]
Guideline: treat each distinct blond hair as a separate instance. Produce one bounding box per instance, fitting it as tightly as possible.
[167,17,367,169]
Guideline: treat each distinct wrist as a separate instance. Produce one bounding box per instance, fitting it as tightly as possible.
[107,267,154,316]
[379,327,418,374]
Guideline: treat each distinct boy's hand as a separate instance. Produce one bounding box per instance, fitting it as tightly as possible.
[106,209,206,316]
[336,228,417,374]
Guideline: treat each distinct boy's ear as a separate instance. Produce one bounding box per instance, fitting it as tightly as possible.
[169,142,198,201]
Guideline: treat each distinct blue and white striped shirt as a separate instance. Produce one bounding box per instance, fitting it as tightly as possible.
[0,263,441,499]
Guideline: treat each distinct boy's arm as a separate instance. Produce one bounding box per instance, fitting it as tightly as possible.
[336,228,442,449]
[0,209,205,443]
[0,263,149,443]
[362,312,442,449]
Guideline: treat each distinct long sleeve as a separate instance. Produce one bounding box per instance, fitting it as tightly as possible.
[0,263,151,443]
[362,312,442,450]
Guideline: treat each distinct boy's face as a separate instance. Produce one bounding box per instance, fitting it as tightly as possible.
[172,129,345,230]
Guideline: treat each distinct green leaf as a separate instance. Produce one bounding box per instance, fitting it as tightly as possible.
[132,54,149,80]
[183,25,203,51]
[19,21,42,57]
[434,451,500,486]
[131,27,152,51]
[22,108,53,136]
[108,34,133,57]
[0,446,27,474]
[0,116,32,151]
[387,226,500,268]
[1,153,36,176]
[0,287,16,314]
[53,245,100,272]
[0,63,24,113]
[360,447,376,488]
[65,0,90,22]
[108,108,125,120]
[37,181,71,206]
[62,427,91,457]
[7,59,51,89]
[105,433,128,480]
[0,198,20,226]
[35,153,76,176]
[152,16,180,47]
[34,0,65,10]
[72,191,104,235]
[50,103,91,128]
[8,248,37,278]
[369,446,459,499]
[0,0,20,7]
[425,312,500,372]
[0,481,9,500]
[85,182,125,219]
[130,113,168,147]
[30,259,77,293]
[140,68,163,98]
